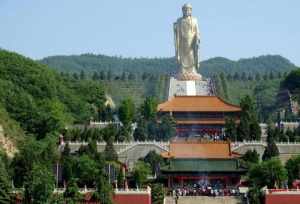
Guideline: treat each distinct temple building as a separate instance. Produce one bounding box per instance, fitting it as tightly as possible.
[160,141,247,189]
[157,95,241,137]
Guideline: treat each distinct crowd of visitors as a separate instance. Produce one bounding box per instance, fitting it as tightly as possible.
[171,184,240,197]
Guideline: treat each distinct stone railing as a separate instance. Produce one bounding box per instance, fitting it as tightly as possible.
[13,187,150,194]
[116,141,169,154]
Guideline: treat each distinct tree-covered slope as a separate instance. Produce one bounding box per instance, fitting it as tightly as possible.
[40,54,298,76]
[0,50,106,140]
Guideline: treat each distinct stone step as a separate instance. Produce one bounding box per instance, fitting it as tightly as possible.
[164,196,243,204]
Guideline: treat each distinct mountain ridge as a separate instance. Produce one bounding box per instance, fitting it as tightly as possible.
[40,54,298,76]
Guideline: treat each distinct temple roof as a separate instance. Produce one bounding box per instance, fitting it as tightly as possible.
[161,141,237,159]
[157,96,241,112]
[160,158,246,173]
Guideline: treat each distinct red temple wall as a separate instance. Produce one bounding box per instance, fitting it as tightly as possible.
[113,194,151,204]
[265,194,300,204]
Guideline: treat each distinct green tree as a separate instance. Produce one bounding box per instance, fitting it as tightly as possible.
[99,70,106,80]
[151,183,164,204]
[262,140,279,161]
[63,178,81,204]
[249,118,261,141]
[140,97,157,120]
[133,119,147,141]
[158,115,176,141]
[92,72,99,80]
[75,155,99,186]
[0,158,11,204]
[80,70,86,80]
[219,72,229,100]
[144,151,163,175]
[282,69,300,93]
[104,140,118,161]
[248,158,287,189]
[225,117,237,141]
[247,187,262,204]
[133,161,151,188]
[285,155,300,186]
[95,175,113,204]
[237,95,260,141]
[118,98,135,127]
[121,71,126,81]
[24,164,55,204]
[11,138,58,187]
[242,149,259,164]
[107,70,112,81]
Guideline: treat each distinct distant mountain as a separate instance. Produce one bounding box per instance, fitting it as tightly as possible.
[40,54,298,76]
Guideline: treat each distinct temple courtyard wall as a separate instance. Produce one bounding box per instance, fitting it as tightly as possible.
[66,141,300,168]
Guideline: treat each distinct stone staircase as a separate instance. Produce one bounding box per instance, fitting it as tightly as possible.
[164,196,243,204]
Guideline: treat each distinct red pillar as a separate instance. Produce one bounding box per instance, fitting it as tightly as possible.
[180,177,184,187]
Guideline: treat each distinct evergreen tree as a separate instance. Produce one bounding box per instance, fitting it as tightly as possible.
[141,97,157,120]
[0,158,11,204]
[247,187,262,204]
[158,115,176,141]
[237,95,260,141]
[144,151,163,175]
[255,73,261,81]
[128,72,136,80]
[104,140,118,161]
[226,73,232,81]
[24,164,55,204]
[151,184,164,204]
[142,72,148,80]
[219,73,229,100]
[247,74,253,81]
[262,140,279,161]
[277,72,282,79]
[99,70,106,80]
[72,72,79,80]
[285,155,300,186]
[225,117,237,141]
[248,158,287,189]
[133,119,147,141]
[286,128,295,142]
[107,70,112,81]
[249,118,261,141]
[241,72,247,81]
[118,98,135,127]
[92,72,99,80]
[133,161,151,188]
[242,149,259,164]
[269,71,274,80]
[64,178,80,204]
[80,70,86,80]
[233,72,240,80]
[95,175,113,204]
[121,71,126,81]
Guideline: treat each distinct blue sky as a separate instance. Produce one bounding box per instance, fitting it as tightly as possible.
[1,0,300,65]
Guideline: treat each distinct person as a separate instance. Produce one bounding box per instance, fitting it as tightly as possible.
[174,3,201,80]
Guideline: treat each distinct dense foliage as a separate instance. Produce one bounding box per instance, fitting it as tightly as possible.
[0,50,106,139]
[40,54,298,77]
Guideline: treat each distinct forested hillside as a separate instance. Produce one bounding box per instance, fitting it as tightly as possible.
[0,50,106,142]
[40,54,298,77]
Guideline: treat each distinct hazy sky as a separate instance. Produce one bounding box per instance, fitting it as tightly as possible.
[1,0,300,65]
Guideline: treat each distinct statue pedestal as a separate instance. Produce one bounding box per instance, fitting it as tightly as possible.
[168,77,213,99]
